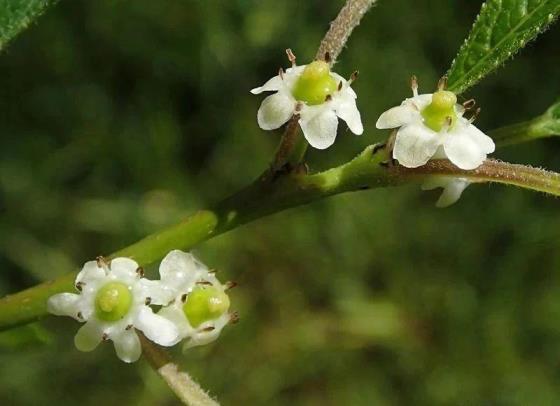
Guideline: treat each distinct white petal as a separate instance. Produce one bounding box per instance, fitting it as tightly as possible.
[159,250,204,289]
[109,257,139,280]
[113,330,141,363]
[74,320,103,352]
[393,124,441,168]
[250,75,282,94]
[408,94,433,110]
[421,177,470,208]
[134,307,179,346]
[335,96,363,135]
[257,93,295,130]
[76,261,105,285]
[376,105,418,129]
[137,279,174,306]
[299,108,338,150]
[47,293,82,319]
[443,132,486,170]
[463,122,495,154]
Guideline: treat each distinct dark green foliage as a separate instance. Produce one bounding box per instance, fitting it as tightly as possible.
[447,0,560,93]
[0,0,56,51]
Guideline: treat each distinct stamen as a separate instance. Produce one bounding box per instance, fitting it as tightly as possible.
[136,267,144,278]
[469,107,481,123]
[229,312,240,324]
[286,48,296,67]
[102,333,109,341]
[224,281,237,291]
[337,81,343,91]
[77,311,83,320]
[325,94,332,102]
[278,67,284,80]
[96,256,109,269]
[125,324,133,330]
[196,280,213,286]
[181,293,188,303]
[437,75,448,91]
[75,281,85,292]
[145,297,152,306]
[349,70,359,83]
[410,75,419,97]
[201,326,215,332]
[462,99,476,110]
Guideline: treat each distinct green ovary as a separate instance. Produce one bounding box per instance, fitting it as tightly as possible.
[183,286,230,328]
[421,90,458,132]
[95,282,133,321]
[291,61,338,105]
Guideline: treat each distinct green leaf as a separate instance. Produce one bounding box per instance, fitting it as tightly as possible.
[0,0,58,52]
[447,0,560,94]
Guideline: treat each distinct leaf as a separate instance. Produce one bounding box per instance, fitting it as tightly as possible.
[447,0,560,94]
[0,0,58,52]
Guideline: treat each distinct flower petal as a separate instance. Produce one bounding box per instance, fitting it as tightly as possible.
[376,105,418,129]
[134,307,179,346]
[257,92,295,130]
[159,250,204,289]
[74,320,103,352]
[443,132,486,170]
[299,108,338,150]
[109,257,139,281]
[113,329,141,363]
[250,75,282,94]
[335,96,363,135]
[76,261,105,285]
[393,124,440,168]
[137,278,175,306]
[463,122,495,154]
[422,177,470,208]
[48,293,82,319]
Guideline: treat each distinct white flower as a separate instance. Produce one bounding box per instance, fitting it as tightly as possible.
[376,78,495,170]
[48,257,179,363]
[156,250,234,350]
[251,54,363,150]
[421,177,471,208]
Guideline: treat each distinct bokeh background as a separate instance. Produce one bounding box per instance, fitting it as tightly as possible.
[1,0,560,404]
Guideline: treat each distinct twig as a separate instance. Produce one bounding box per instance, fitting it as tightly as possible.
[140,334,219,406]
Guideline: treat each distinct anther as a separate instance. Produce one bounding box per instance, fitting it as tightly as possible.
[229,312,240,324]
[325,94,332,102]
[462,99,476,110]
[96,256,109,269]
[437,75,448,91]
[349,70,359,83]
[224,281,237,290]
[410,75,419,97]
[75,281,85,292]
[278,67,285,80]
[196,280,213,286]
[324,51,331,64]
[136,267,144,277]
[181,293,188,303]
[102,333,109,341]
[286,48,296,67]
[145,297,152,306]
[338,81,343,91]
[77,311,83,320]
[201,326,215,332]
[125,324,133,330]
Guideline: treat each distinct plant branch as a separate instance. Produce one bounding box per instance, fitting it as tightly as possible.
[2,144,560,330]
[140,335,219,406]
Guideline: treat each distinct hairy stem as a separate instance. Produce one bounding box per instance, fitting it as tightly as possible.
[2,146,560,330]
[140,335,219,406]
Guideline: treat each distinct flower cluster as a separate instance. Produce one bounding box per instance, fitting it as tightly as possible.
[376,76,495,207]
[251,49,363,150]
[48,250,235,363]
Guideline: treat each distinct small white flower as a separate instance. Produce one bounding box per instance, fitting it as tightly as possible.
[421,177,471,208]
[157,250,235,350]
[48,257,179,363]
[376,77,495,170]
[251,50,363,150]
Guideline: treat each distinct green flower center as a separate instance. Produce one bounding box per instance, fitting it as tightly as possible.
[95,282,133,322]
[291,61,338,106]
[421,90,458,132]
[182,286,230,328]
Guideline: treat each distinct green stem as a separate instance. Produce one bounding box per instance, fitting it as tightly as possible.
[2,146,560,331]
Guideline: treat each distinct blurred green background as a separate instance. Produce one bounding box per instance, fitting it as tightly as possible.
[1,0,560,404]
